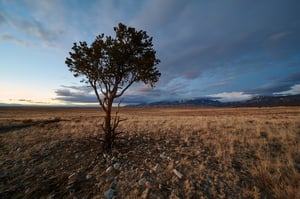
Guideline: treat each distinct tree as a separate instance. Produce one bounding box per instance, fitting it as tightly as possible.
[65,23,161,152]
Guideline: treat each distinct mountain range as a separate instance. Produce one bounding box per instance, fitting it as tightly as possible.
[134,94,300,107]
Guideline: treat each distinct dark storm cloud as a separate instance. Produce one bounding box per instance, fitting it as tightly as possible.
[246,83,292,96]
[122,85,167,104]
[245,71,300,96]
[54,84,167,104]
[55,89,73,97]
[57,0,300,103]
[54,85,160,104]
[184,71,201,80]
[55,86,97,103]
[282,71,300,83]
[133,0,300,85]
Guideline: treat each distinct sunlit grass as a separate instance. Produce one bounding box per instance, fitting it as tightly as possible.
[0,107,299,198]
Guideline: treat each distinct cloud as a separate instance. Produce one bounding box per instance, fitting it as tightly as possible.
[282,71,300,83]
[122,84,166,103]
[0,12,6,26]
[246,83,292,96]
[246,71,300,95]
[0,34,30,46]
[273,84,300,96]
[2,0,299,106]
[55,84,167,105]
[4,12,54,40]
[55,86,96,103]
[0,1,65,48]
[55,89,73,97]
[208,92,253,102]
[269,31,290,41]
[131,0,300,91]
[184,71,201,80]
[18,99,32,102]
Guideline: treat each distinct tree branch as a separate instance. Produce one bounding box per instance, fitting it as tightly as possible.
[112,99,123,133]
[115,80,135,98]
[90,80,107,112]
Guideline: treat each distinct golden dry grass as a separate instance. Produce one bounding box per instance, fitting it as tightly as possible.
[0,106,299,198]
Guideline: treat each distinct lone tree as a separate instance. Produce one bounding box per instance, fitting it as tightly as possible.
[65,23,160,151]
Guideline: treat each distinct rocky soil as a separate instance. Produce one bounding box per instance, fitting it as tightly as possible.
[0,107,299,198]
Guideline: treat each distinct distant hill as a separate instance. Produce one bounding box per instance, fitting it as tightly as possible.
[132,94,300,107]
[227,94,300,107]
[147,98,222,107]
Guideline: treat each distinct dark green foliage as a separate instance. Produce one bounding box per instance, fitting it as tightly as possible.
[65,23,160,151]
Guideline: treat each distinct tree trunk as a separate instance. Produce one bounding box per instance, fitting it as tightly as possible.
[103,98,114,152]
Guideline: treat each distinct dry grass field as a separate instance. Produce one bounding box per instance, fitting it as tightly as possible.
[0,106,300,198]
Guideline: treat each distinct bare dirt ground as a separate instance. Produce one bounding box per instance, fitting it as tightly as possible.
[0,106,300,199]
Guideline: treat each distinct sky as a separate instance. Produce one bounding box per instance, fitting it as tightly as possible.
[1,0,300,106]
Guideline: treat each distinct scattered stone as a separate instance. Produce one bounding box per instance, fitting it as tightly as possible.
[46,194,55,199]
[106,166,113,173]
[86,174,92,180]
[169,189,180,199]
[111,156,117,162]
[158,184,162,190]
[68,173,76,179]
[2,159,14,165]
[153,163,161,173]
[82,195,89,199]
[138,178,147,186]
[145,181,152,188]
[75,153,79,159]
[113,162,120,170]
[96,175,101,181]
[173,169,183,179]
[103,153,109,159]
[160,153,166,159]
[104,188,115,199]
[141,188,150,199]
[110,180,117,189]
[68,173,77,185]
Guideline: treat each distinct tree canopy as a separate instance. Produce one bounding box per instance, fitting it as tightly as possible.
[65,23,161,151]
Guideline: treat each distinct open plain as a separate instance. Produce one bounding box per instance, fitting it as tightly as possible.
[0,106,300,198]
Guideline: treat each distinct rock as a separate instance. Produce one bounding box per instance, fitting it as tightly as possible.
[68,173,77,185]
[46,194,55,199]
[86,174,92,180]
[113,162,120,170]
[138,178,147,186]
[110,180,117,189]
[169,189,180,199]
[3,159,14,165]
[103,153,109,159]
[160,153,166,159]
[153,163,161,173]
[141,188,150,199]
[96,175,101,181]
[173,169,183,179]
[104,188,115,199]
[111,156,117,162]
[145,181,152,188]
[75,153,79,159]
[106,166,113,173]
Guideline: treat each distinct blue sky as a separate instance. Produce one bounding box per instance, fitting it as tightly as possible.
[1,0,300,106]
